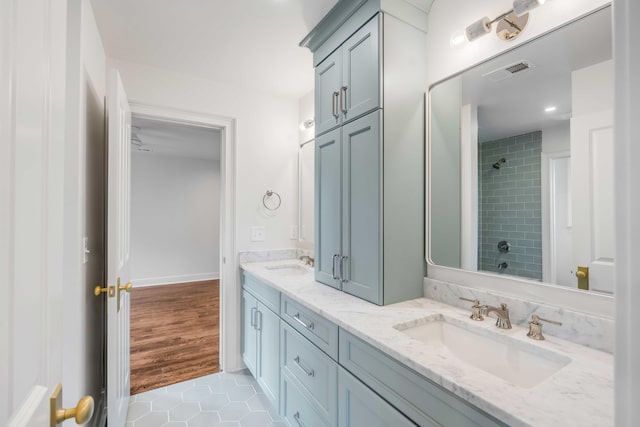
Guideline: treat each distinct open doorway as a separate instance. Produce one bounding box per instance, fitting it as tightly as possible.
[128,114,222,394]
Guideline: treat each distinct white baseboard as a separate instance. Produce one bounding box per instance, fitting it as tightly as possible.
[132,272,220,287]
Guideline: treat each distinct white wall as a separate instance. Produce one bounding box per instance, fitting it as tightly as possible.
[63,0,107,419]
[541,122,570,153]
[572,59,614,115]
[131,152,221,286]
[108,58,300,254]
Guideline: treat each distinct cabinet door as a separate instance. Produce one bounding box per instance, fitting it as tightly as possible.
[315,128,342,290]
[341,15,381,124]
[256,303,280,408]
[341,111,382,304]
[282,371,332,427]
[241,290,258,377]
[315,49,342,136]
[338,367,415,427]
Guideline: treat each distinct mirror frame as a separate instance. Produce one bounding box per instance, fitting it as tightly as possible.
[425,5,614,319]
[298,138,314,247]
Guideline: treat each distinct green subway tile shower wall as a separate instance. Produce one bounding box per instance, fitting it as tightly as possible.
[478,131,542,281]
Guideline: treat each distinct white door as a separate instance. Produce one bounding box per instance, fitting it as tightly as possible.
[106,70,132,425]
[1,0,87,426]
[570,110,615,293]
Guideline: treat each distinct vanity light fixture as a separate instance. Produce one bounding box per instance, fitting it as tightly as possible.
[451,0,546,46]
[545,106,557,113]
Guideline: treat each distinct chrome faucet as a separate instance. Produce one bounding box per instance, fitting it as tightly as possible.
[527,315,562,340]
[459,297,484,321]
[299,255,315,267]
[480,303,512,329]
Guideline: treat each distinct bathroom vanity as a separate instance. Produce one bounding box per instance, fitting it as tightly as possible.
[240,260,613,427]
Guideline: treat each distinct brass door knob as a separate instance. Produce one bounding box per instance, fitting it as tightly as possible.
[575,265,589,290]
[50,384,94,426]
[56,395,94,425]
[116,278,133,312]
[94,285,115,297]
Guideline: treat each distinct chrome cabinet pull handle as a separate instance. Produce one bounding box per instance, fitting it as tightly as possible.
[256,310,263,331]
[332,91,339,119]
[250,307,257,328]
[293,412,306,427]
[332,254,340,279]
[294,356,315,377]
[340,256,348,282]
[340,86,348,114]
[293,313,314,330]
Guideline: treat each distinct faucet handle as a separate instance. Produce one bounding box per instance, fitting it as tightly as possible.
[532,315,562,326]
[527,315,562,340]
[459,297,480,306]
[459,297,484,321]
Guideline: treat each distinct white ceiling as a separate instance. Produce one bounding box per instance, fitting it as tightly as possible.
[90,0,338,99]
[131,116,221,161]
[449,7,612,142]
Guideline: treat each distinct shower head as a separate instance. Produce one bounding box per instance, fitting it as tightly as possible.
[492,158,506,169]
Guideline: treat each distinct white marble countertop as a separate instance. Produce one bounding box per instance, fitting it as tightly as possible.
[240,260,614,427]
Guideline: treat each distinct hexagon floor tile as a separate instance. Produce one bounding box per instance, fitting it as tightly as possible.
[127,370,287,427]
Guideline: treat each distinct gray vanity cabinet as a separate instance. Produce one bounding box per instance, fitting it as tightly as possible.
[340,15,380,124]
[341,112,381,303]
[241,290,259,376]
[241,274,281,409]
[315,111,382,303]
[315,49,342,136]
[315,127,342,289]
[311,1,426,305]
[338,367,416,427]
[314,15,380,136]
[315,49,342,135]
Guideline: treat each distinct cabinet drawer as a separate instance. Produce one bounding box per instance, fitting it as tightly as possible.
[281,295,339,360]
[281,322,338,424]
[242,271,280,314]
[282,370,332,427]
[338,366,416,427]
[339,329,506,427]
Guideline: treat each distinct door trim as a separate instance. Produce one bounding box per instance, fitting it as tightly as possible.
[127,102,241,371]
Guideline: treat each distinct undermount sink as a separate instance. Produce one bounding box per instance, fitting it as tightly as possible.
[264,264,311,276]
[394,314,571,388]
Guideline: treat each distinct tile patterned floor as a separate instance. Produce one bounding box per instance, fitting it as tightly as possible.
[126,370,288,427]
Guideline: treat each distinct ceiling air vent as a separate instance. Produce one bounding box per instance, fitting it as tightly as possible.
[482,60,535,82]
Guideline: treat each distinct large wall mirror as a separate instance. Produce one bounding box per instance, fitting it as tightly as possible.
[428,6,614,307]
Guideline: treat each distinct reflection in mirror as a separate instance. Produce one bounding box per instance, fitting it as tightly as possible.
[299,140,315,249]
[429,6,613,294]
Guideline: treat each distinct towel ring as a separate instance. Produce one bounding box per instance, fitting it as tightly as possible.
[263,190,282,211]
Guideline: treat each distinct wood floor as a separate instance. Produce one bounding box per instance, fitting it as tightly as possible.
[130,280,220,395]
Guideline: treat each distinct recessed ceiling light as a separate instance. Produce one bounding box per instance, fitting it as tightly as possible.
[545,106,557,113]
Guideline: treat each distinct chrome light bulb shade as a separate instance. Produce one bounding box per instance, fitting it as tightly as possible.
[466,17,492,42]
